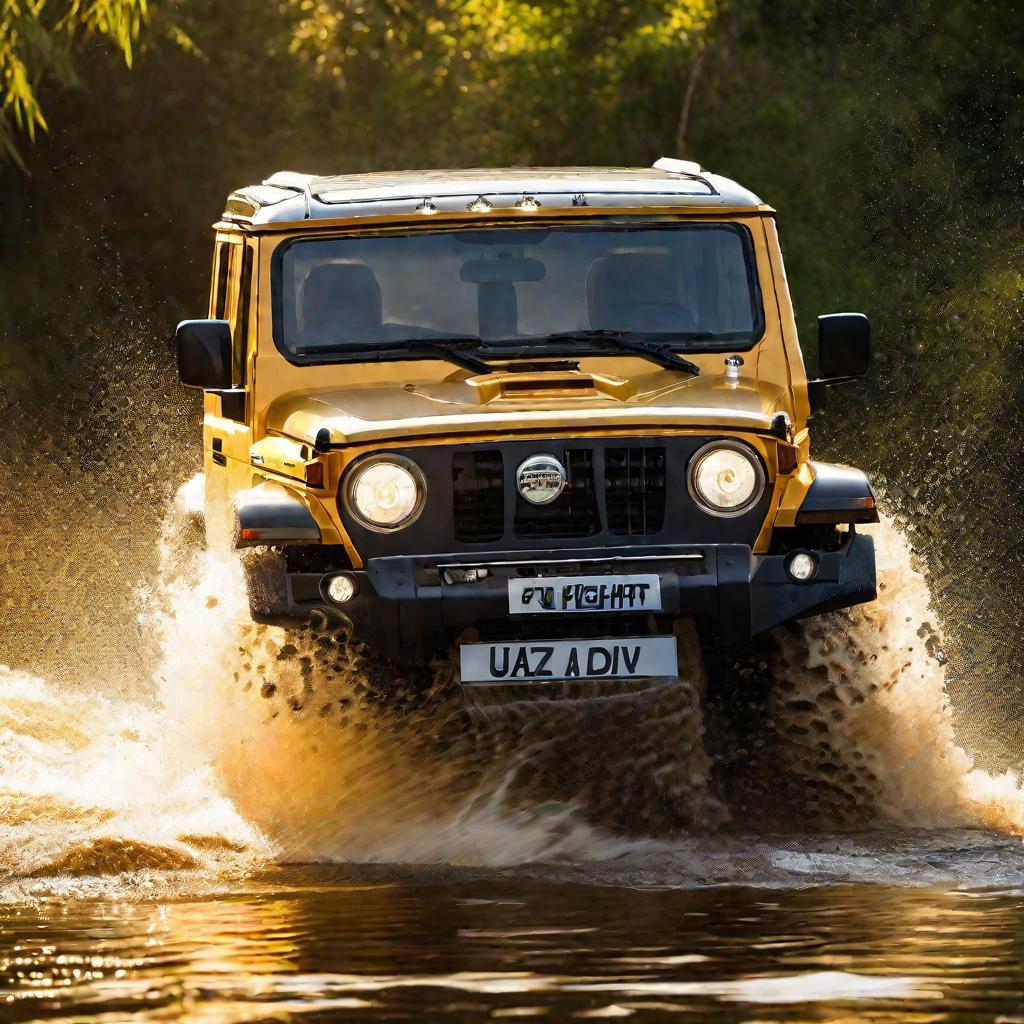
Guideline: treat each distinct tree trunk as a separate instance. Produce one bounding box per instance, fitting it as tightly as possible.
[675,47,706,156]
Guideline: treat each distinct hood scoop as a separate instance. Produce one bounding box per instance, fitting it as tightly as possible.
[469,370,636,403]
[502,375,595,395]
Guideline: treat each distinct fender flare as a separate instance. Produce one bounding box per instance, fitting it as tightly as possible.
[796,462,879,525]
[234,483,322,547]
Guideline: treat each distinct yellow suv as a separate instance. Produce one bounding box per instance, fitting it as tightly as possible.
[176,159,878,686]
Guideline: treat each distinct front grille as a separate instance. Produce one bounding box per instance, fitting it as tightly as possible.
[453,450,504,542]
[345,436,768,559]
[452,445,668,542]
[514,449,600,539]
[605,446,667,536]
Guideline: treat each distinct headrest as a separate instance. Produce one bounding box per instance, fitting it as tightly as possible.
[300,262,382,337]
[586,251,689,331]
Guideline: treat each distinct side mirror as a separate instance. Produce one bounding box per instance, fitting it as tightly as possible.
[808,313,870,412]
[176,319,233,389]
[819,312,870,379]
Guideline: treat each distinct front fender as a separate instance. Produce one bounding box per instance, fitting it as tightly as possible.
[234,483,322,548]
[775,461,879,527]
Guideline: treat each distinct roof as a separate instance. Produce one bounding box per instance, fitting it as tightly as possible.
[221,159,766,228]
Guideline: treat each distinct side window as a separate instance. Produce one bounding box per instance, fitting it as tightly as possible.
[210,240,230,319]
[236,243,252,339]
[234,242,254,384]
[208,237,251,390]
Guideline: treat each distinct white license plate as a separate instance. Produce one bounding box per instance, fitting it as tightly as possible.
[460,636,678,684]
[508,574,662,614]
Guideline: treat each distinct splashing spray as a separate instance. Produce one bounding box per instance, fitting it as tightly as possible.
[0,475,1021,898]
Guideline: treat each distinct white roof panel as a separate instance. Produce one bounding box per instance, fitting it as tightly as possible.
[223,162,766,227]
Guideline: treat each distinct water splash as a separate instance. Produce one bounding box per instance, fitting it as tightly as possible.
[0,664,267,898]
[143,478,1024,855]
[763,517,1023,833]
[0,475,1021,898]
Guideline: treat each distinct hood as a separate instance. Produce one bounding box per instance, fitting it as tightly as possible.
[266,367,792,447]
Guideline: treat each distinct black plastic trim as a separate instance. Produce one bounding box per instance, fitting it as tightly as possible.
[257,533,876,664]
[796,462,879,524]
[337,436,773,561]
[235,497,321,548]
[216,389,247,423]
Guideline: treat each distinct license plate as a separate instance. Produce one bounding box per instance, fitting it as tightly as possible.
[460,636,678,684]
[508,574,662,614]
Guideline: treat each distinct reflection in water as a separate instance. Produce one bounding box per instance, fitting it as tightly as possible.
[1,874,1022,1021]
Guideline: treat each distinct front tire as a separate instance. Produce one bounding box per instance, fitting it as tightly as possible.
[240,547,292,620]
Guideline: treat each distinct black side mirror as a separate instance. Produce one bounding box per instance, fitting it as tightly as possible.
[819,313,870,379]
[808,312,870,412]
[176,320,233,389]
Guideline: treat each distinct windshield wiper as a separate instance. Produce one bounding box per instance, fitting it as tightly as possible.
[393,339,496,374]
[535,330,702,376]
[300,338,495,375]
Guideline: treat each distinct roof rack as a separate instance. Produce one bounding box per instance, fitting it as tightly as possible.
[653,157,718,195]
[263,171,314,191]
[220,163,761,225]
[259,171,314,218]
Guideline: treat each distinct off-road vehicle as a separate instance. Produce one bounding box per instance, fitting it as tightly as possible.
[176,160,878,686]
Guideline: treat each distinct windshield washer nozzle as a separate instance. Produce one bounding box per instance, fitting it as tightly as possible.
[724,354,744,382]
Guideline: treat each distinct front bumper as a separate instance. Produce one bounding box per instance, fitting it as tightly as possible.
[273,531,875,664]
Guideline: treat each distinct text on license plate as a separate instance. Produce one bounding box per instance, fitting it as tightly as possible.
[460,637,678,683]
[508,574,662,614]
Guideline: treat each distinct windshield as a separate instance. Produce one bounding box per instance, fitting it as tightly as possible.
[274,222,763,361]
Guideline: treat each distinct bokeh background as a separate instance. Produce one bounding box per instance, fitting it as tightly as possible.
[0,0,1021,766]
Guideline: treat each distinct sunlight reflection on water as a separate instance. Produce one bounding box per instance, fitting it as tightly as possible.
[1,871,1022,1022]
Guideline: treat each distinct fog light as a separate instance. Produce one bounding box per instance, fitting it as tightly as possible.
[325,573,357,604]
[787,552,818,582]
[443,567,489,584]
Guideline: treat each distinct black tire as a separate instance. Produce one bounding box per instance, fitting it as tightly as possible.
[240,547,292,619]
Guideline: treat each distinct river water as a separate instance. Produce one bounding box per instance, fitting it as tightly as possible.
[2,870,1022,1023]
[1,478,1023,1020]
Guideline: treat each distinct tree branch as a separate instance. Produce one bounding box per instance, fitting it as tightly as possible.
[675,45,705,156]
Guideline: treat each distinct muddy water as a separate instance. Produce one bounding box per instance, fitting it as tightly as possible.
[1,477,1023,1019]
[2,873,1023,1023]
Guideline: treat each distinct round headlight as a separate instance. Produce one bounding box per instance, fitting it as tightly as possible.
[688,441,764,516]
[346,456,424,530]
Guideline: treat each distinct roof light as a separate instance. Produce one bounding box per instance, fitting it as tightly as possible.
[516,196,541,211]
[416,199,439,215]
[466,195,492,213]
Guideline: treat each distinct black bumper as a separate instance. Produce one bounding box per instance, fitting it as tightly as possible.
[276,532,876,665]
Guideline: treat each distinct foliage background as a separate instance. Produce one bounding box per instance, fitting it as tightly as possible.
[0,0,1021,764]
